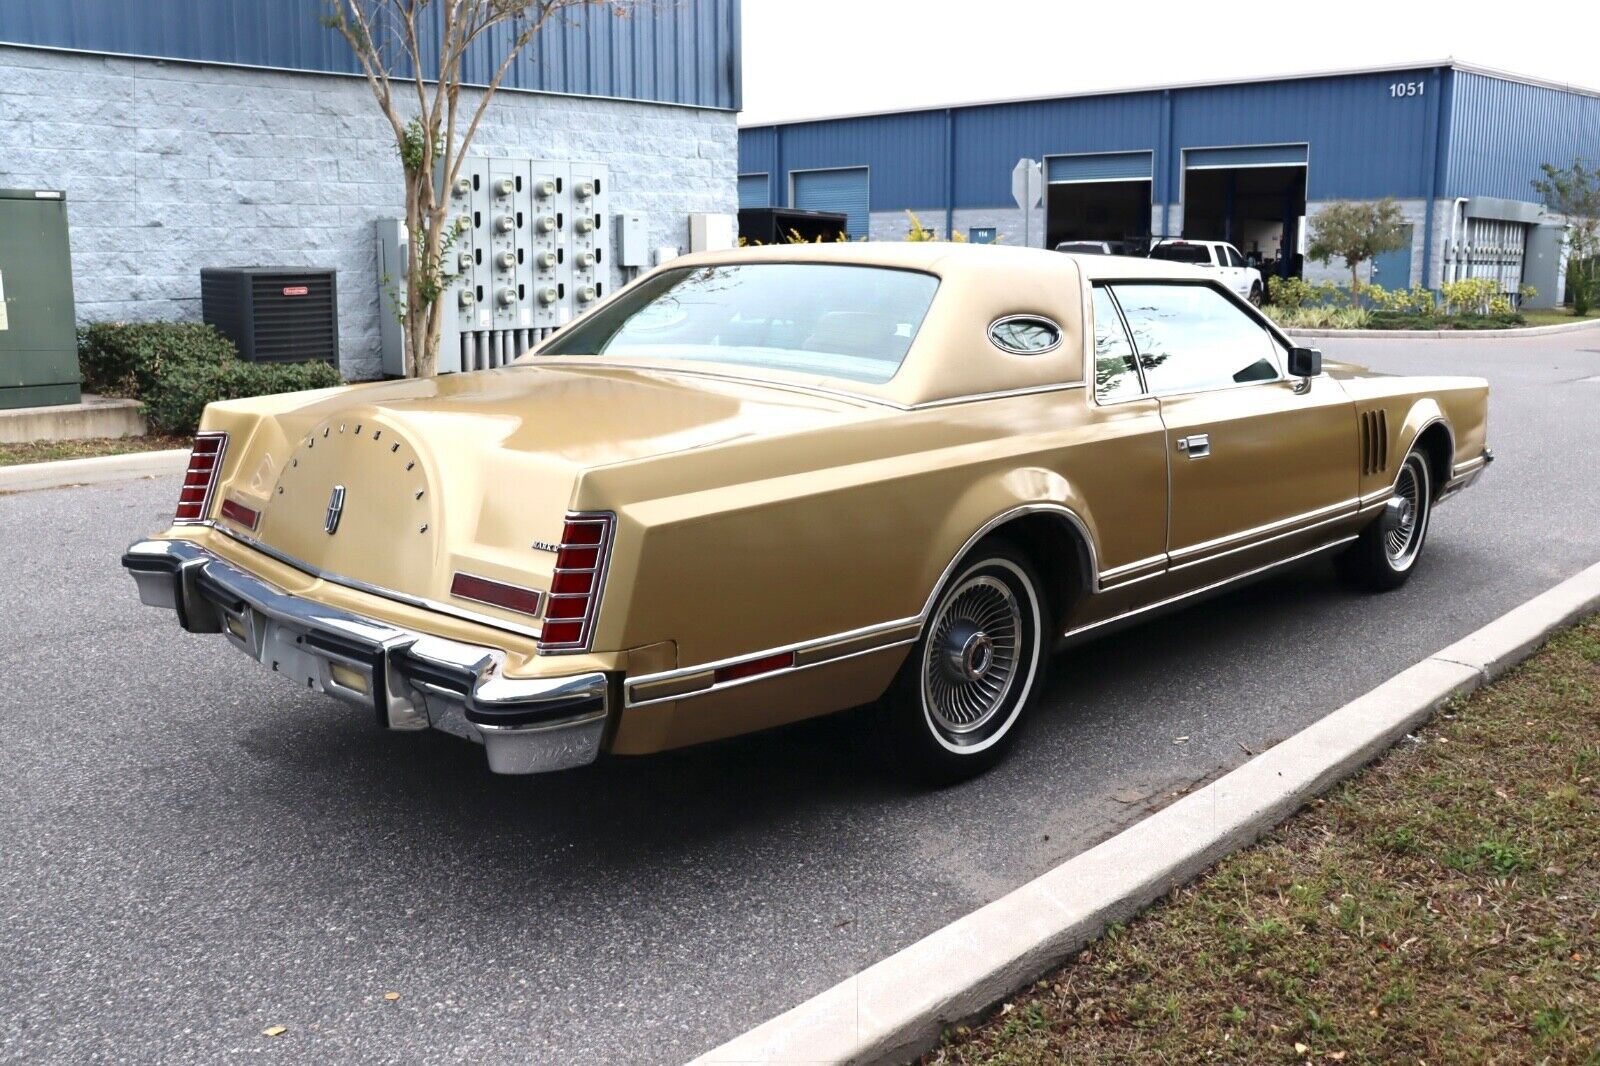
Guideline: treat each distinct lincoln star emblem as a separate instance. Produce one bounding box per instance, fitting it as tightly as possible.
[324,485,346,535]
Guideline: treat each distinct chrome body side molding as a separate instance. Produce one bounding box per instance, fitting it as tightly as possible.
[1062,535,1360,645]
[624,618,921,709]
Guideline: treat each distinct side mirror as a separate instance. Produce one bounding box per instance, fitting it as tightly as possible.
[1287,346,1322,378]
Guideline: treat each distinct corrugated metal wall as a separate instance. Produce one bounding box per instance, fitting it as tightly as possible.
[0,0,741,110]
[1445,71,1600,199]
[738,67,1459,211]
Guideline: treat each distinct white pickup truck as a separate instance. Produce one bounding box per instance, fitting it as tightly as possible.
[1148,239,1264,305]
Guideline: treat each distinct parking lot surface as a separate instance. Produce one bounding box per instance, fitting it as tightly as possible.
[2,332,1598,1063]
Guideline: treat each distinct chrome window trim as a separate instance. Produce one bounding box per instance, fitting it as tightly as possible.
[205,522,545,641]
[987,314,1064,356]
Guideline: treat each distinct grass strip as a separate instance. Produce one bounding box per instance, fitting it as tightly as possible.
[929,616,1600,1065]
[0,435,189,467]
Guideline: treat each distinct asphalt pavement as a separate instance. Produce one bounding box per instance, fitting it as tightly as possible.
[2,331,1598,1064]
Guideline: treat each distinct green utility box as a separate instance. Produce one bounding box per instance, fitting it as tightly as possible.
[0,189,81,409]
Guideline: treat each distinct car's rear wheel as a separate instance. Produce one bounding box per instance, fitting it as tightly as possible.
[878,540,1048,785]
[1337,449,1432,591]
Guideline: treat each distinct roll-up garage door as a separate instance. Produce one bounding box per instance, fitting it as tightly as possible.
[1185,144,1309,169]
[1045,151,1154,248]
[1047,151,1152,183]
[738,174,771,209]
[792,167,869,239]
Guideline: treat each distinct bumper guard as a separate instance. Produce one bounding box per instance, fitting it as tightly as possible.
[121,539,607,774]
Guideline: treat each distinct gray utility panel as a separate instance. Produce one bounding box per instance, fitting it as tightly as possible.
[378,157,610,376]
[0,189,81,410]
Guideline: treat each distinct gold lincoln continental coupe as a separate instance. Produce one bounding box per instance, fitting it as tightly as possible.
[123,243,1491,783]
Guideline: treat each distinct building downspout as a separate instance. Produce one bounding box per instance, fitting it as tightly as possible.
[944,108,955,241]
[1158,90,1173,237]
[1420,66,1445,290]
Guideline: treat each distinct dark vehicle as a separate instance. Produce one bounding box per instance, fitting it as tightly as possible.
[738,207,848,245]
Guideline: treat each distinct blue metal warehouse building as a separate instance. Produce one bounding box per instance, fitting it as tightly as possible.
[739,62,1600,305]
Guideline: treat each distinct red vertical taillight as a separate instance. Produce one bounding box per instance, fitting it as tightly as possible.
[174,431,228,523]
[538,512,615,654]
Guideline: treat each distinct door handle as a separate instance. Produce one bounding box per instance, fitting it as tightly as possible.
[1176,433,1211,458]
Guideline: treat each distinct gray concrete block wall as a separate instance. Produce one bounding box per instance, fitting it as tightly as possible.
[868,207,1047,248]
[0,45,738,380]
[1300,198,1432,290]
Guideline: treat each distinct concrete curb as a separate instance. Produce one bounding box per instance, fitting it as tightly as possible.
[691,559,1600,1066]
[1286,317,1600,339]
[0,449,188,494]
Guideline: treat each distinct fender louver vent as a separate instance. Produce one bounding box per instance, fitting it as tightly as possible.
[201,267,338,365]
[1360,410,1389,476]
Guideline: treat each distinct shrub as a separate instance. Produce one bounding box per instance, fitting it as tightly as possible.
[77,321,340,435]
[1440,277,1503,316]
[1264,277,1345,310]
[1265,305,1372,329]
[1366,284,1437,315]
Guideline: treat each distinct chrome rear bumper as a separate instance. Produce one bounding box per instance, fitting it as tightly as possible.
[121,539,608,775]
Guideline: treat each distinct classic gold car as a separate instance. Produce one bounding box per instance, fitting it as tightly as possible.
[123,243,1491,782]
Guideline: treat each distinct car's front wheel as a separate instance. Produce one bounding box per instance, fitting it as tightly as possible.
[1337,449,1433,591]
[878,540,1049,784]
[1249,282,1264,307]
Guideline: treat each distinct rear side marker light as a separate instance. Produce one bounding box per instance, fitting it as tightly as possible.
[174,431,228,523]
[537,512,615,654]
[451,573,542,617]
[713,652,796,685]
[220,498,260,531]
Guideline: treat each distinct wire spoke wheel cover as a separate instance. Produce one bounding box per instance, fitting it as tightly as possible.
[1385,454,1430,570]
[917,556,1042,754]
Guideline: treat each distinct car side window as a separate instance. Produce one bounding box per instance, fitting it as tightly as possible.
[1108,283,1283,396]
[1091,286,1143,402]
[1225,246,1245,268]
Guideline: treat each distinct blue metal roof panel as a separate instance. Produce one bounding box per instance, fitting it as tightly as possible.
[0,0,740,109]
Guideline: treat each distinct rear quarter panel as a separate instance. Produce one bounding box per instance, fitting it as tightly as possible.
[578,387,1164,749]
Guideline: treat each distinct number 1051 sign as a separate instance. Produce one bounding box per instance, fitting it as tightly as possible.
[1390,81,1425,97]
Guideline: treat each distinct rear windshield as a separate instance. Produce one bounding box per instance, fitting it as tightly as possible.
[536,263,940,384]
[1149,242,1212,265]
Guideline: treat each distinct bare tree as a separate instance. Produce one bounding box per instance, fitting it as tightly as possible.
[324,1,630,377]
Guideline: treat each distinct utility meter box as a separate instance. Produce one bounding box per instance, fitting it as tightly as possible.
[0,189,81,409]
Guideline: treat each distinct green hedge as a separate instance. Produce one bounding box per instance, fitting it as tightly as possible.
[78,322,340,435]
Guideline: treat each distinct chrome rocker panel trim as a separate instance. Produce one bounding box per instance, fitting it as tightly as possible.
[120,539,607,775]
